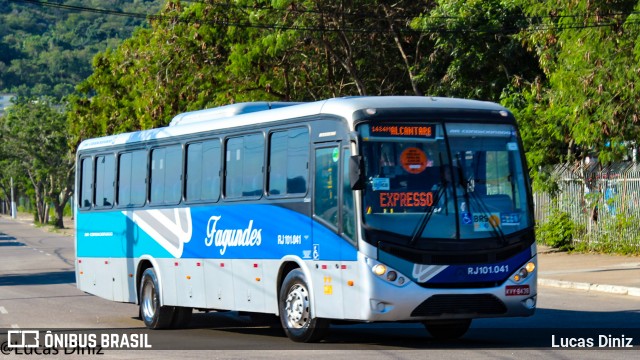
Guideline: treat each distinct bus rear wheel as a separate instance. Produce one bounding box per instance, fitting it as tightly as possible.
[423,319,471,340]
[279,269,329,342]
[139,267,175,329]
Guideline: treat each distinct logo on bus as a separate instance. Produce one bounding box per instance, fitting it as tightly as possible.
[204,215,262,255]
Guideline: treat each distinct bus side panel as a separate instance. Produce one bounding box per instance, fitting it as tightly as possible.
[231,259,265,313]
[204,258,236,310]
[76,210,176,304]
[76,257,136,303]
[111,257,136,303]
[261,260,281,314]
[156,258,178,306]
[309,259,344,319]
[341,259,363,320]
[174,258,206,308]
[309,221,359,319]
[76,257,112,300]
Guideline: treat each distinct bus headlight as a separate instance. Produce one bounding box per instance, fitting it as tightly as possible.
[368,260,408,287]
[372,264,387,276]
[512,261,536,283]
[525,262,536,273]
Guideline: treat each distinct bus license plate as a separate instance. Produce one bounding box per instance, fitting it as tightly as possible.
[505,285,530,296]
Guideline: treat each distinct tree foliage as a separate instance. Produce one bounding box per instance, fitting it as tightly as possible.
[68,1,237,145]
[0,0,163,99]
[0,98,74,227]
[412,0,541,100]
[69,0,541,143]
[5,0,640,223]
[511,0,640,169]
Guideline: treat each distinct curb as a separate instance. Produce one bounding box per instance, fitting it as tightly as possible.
[539,278,640,297]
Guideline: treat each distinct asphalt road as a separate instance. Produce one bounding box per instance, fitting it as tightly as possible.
[1,216,639,359]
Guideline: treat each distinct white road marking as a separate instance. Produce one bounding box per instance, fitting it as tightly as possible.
[0,306,8,314]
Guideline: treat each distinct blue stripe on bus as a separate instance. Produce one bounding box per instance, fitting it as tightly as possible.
[425,247,531,284]
[76,211,174,258]
[76,204,357,261]
[378,246,532,284]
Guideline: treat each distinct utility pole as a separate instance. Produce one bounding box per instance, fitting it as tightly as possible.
[10,176,16,219]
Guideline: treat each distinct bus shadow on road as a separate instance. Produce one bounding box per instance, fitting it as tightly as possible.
[0,232,25,247]
[0,241,25,247]
[167,308,640,349]
[0,270,76,286]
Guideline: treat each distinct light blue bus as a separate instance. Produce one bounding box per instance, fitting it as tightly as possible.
[75,96,537,342]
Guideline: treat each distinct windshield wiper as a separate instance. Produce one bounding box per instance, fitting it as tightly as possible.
[408,157,450,247]
[466,190,508,246]
[408,182,446,247]
[453,154,507,245]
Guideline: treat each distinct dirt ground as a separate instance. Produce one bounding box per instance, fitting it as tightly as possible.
[1,213,75,237]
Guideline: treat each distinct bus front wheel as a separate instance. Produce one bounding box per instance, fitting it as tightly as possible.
[423,319,471,340]
[139,267,175,329]
[278,269,329,342]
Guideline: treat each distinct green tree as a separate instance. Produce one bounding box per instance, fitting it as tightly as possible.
[0,147,28,215]
[0,98,74,228]
[512,0,640,167]
[411,0,541,100]
[0,0,163,99]
[69,0,234,144]
[225,0,435,99]
[69,0,544,145]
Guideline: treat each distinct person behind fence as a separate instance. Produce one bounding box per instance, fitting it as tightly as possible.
[604,183,616,215]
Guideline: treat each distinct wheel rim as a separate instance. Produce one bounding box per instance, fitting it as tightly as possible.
[141,278,157,321]
[284,283,310,329]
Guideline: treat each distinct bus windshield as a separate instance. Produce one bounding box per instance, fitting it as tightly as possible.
[358,122,532,242]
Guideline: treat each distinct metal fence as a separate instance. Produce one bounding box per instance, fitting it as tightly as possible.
[534,162,640,252]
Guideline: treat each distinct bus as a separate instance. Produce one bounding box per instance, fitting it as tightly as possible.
[75,96,537,342]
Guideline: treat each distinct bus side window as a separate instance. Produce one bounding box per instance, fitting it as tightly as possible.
[150,145,182,205]
[79,157,93,209]
[269,132,287,195]
[315,146,339,227]
[202,140,221,201]
[225,134,264,199]
[269,128,309,196]
[118,150,147,207]
[186,140,221,202]
[95,154,115,207]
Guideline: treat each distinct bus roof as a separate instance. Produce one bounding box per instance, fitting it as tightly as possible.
[77,96,509,152]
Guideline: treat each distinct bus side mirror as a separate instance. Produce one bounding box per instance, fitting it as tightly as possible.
[349,155,365,190]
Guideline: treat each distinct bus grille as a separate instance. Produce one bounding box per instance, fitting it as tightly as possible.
[410,294,507,317]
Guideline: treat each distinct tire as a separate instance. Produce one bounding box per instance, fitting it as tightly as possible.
[171,306,193,329]
[139,268,175,329]
[278,269,329,342]
[423,319,471,340]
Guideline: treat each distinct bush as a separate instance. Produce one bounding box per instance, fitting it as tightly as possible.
[63,203,72,217]
[537,208,574,251]
[575,213,640,254]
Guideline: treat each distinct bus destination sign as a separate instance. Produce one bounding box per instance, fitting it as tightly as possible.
[371,124,435,138]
